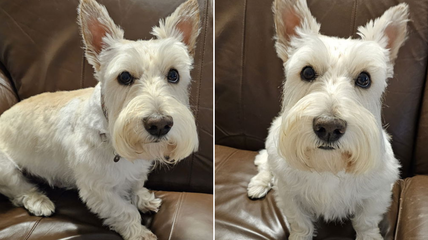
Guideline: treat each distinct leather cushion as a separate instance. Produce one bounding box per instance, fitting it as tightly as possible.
[0,184,213,240]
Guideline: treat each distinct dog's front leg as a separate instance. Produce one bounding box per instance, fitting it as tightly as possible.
[285,207,314,240]
[276,190,314,240]
[352,193,390,240]
[131,180,162,214]
[77,179,156,240]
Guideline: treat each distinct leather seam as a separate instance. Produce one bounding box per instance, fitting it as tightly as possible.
[168,192,185,240]
[195,0,209,122]
[80,48,85,89]
[24,217,43,240]
[240,0,248,149]
[187,0,210,190]
[394,179,406,239]
[215,133,261,143]
[350,0,358,37]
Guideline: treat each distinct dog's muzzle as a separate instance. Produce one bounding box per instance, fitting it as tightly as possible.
[313,115,347,149]
[143,115,174,138]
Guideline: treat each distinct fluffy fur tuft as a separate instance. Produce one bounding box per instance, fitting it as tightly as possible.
[151,0,201,56]
[78,0,124,71]
[357,3,409,62]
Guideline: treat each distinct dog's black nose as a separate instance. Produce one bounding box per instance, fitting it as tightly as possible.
[313,115,347,143]
[143,115,173,137]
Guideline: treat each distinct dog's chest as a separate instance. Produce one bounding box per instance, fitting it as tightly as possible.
[93,157,153,188]
[279,171,372,220]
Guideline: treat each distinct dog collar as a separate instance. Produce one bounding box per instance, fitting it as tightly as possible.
[101,92,109,121]
[100,92,121,163]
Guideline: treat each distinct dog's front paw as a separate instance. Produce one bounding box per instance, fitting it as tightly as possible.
[142,231,157,240]
[139,196,162,213]
[288,233,312,240]
[356,232,383,240]
[123,225,157,240]
[134,230,157,240]
[247,175,271,199]
[134,188,162,213]
[21,191,55,217]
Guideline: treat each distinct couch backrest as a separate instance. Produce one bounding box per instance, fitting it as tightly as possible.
[215,0,428,178]
[0,0,213,193]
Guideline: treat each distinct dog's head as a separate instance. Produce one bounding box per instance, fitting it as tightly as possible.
[273,0,408,174]
[78,0,200,163]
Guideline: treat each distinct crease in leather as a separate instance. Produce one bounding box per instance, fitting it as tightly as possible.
[215,147,239,173]
[119,1,137,25]
[188,151,196,190]
[392,180,403,240]
[215,133,262,143]
[350,0,358,37]
[195,0,208,119]
[413,57,428,175]
[215,125,229,139]
[167,192,185,240]
[0,7,39,50]
[394,179,407,239]
[240,0,248,150]
[199,127,212,136]
[187,0,210,191]
[80,49,85,89]
[24,217,43,240]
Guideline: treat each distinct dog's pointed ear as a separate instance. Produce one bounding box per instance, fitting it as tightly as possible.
[78,0,124,71]
[273,0,320,62]
[357,3,409,62]
[151,0,201,56]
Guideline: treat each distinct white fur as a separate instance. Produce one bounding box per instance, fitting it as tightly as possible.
[248,0,408,239]
[0,0,200,240]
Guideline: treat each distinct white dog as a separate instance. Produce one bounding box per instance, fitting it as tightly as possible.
[0,0,200,239]
[247,0,408,239]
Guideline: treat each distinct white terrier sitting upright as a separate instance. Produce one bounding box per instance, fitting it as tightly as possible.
[0,0,200,239]
[247,0,408,239]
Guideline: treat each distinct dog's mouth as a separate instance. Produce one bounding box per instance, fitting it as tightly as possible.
[148,136,168,143]
[318,145,335,150]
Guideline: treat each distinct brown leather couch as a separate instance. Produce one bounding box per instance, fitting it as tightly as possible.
[0,0,213,239]
[215,0,428,239]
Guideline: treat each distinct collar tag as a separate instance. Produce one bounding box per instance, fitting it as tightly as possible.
[114,154,121,162]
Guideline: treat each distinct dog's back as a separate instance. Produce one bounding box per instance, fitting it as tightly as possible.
[0,87,94,187]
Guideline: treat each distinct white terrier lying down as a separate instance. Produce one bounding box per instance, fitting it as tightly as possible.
[0,0,200,239]
[247,0,408,239]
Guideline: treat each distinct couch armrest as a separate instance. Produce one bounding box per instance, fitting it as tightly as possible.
[0,64,18,115]
[393,175,428,239]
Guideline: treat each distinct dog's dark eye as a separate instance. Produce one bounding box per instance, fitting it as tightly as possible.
[355,72,371,88]
[118,71,134,85]
[167,69,179,83]
[301,66,316,81]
